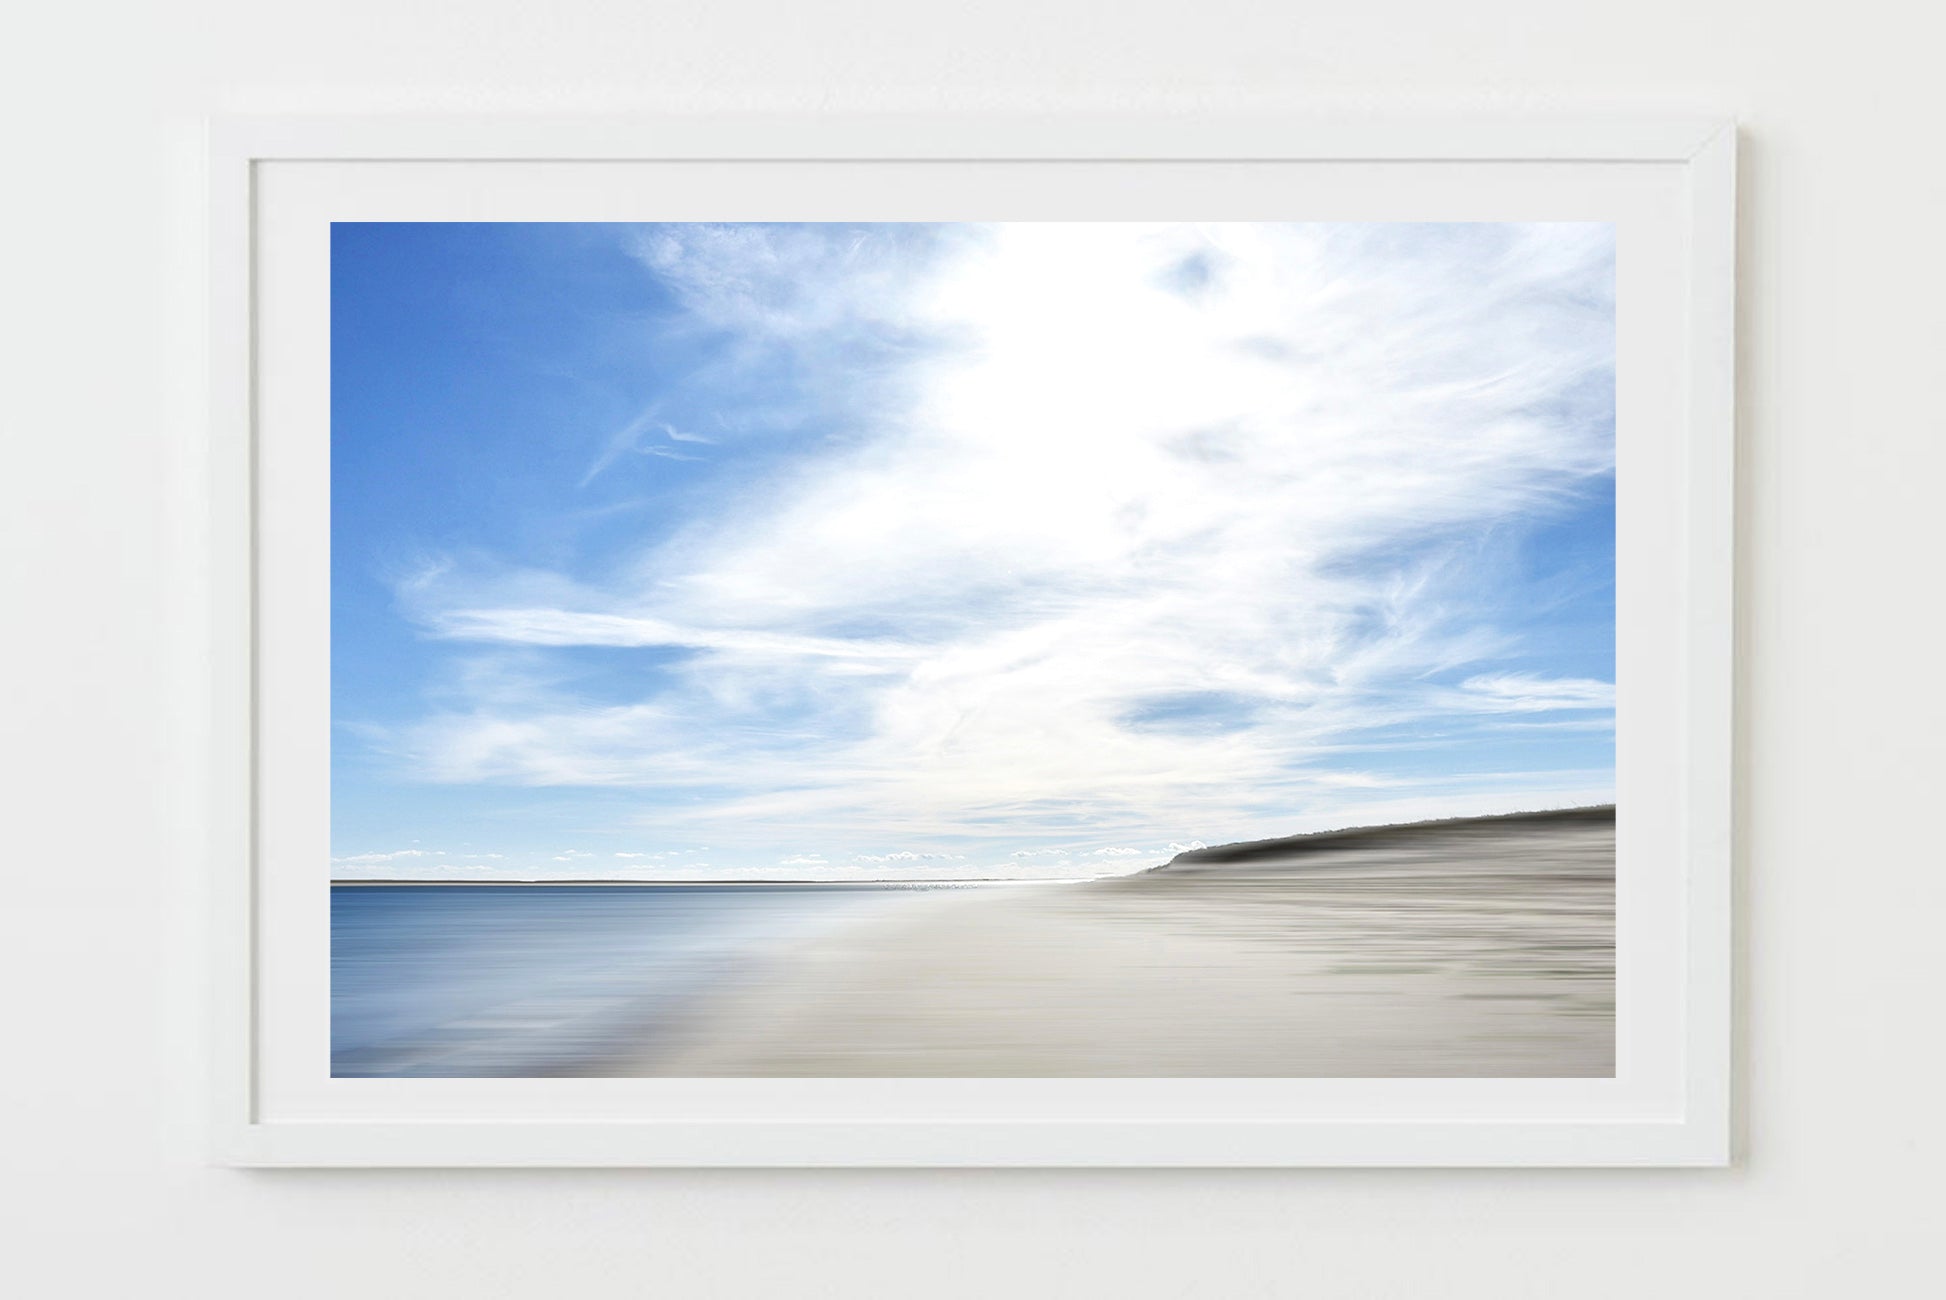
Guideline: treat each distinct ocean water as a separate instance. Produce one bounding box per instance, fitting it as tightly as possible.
[330,883,919,1077]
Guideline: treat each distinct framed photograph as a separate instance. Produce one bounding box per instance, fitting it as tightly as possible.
[208,114,1734,1166]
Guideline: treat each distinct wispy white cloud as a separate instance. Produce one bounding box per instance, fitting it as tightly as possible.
[581,410,717,486]
[331,848,445,865]
[383,223,1614,872]
[1456,673,1617,712]
[422,607,920,663]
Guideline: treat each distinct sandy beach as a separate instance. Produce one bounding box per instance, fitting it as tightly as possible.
[640,807,1615,1077]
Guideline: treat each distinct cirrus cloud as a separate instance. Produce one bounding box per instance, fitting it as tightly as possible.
[369,222,1615,875]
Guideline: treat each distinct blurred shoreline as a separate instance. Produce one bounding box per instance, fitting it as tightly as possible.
[636,807,1616,1078]
[330,808,1615,1077]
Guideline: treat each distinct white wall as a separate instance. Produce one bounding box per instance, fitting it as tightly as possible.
[3,2,1941,1295]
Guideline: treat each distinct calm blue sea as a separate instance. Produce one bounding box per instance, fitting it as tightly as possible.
[330,883,919,1077]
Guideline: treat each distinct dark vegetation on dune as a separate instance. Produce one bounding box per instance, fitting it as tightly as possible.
[1153,805,1617,872]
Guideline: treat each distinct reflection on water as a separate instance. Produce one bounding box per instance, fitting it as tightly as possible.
[331,884,907,1076]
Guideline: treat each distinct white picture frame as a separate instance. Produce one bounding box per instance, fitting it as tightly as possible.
[208,113,1735,1167]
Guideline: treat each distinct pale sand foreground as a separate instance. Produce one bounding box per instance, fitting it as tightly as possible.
[640,809,1615,1077]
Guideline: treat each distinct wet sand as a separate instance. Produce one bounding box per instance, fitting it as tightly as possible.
[642,808,1615,1077]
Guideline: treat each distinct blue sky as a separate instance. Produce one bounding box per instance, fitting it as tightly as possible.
[331,222,1615,881]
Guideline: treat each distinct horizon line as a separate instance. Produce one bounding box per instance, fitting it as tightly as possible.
[330,804,1617,886]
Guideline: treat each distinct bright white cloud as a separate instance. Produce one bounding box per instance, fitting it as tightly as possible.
[386,223,1614,872]
[331,849,445,864]
[1456,673,1617,712]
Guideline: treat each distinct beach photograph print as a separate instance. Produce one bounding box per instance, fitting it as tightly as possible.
[330,221,1617,1078]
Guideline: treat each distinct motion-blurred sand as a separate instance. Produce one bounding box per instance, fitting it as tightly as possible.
[643,808,1615,1077]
